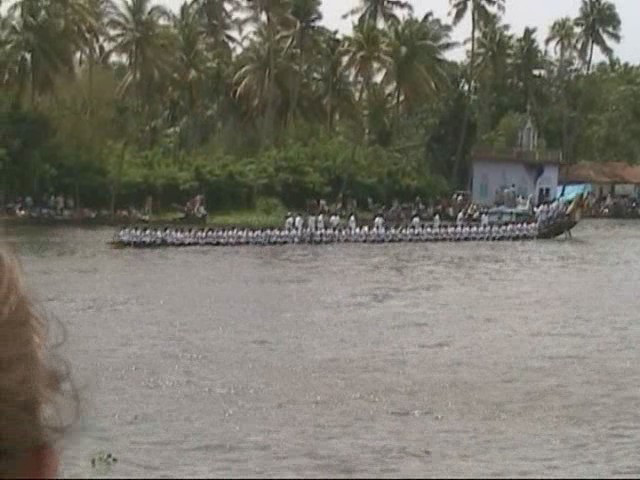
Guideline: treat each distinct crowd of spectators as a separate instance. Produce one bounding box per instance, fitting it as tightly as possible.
[584,193,640,218]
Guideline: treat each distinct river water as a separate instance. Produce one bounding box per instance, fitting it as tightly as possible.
[2,220,639,478]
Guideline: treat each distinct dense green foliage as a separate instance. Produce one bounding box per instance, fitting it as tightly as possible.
[0,0,635,211]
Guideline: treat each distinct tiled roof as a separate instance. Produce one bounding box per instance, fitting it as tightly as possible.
[560,162,640,184]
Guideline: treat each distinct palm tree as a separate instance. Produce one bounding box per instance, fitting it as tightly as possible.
[546,17,577,68]
[0,5,29,96]
[107,0,172,107]
[286,0,322,125]
[172,2,208,109]
[475,13,511,79]
[546,17,576,159]
[167,1,219,148]
[241,0,294,146]
[3,0,82,106]
[383,13,454,120]
[449,0,505,185]
[475,12,512,135]
[190,0,239,56]
[513,27,543,111]
[343,0,413,28]
[233,24,294,135]
[343,22,391,145]
[316,31,355,131]
[73,0,111,118]
[343,22,389,102]
[574,0,621,74]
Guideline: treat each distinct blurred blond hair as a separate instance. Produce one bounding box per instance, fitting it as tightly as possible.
[0,249,72,476]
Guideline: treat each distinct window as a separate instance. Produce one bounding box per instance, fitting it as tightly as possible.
[538,187,551,202]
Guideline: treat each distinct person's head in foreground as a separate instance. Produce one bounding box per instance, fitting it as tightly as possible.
[0,250,70,478]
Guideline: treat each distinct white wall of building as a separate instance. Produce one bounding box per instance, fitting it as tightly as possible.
[471,161,559,206]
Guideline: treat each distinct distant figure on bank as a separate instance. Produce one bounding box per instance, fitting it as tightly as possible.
[144,195,153,216]
[194,194,207,219]
[0,250,72,478]
[55,194,65,216]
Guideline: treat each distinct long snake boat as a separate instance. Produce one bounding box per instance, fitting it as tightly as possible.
[110,196,583,249]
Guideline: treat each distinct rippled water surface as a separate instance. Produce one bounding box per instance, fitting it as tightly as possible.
[2,220,639,478]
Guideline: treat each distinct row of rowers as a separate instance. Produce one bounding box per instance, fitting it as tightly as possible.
[283,212,472,231]
[115,222,540,246]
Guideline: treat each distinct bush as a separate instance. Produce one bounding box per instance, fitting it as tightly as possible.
[256,196,286,215]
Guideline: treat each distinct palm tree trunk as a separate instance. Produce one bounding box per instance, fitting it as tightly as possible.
[262,13,277,148]
[134,47,143,113]
[452,8,476,187]
[559,47,569,162]
[88,52,94,119]
[587,41,594,74]
[357,77,366,103]
[340,143,358,197]
[30,54,37,108]
[289,31,304,127]
[567,40,596,163]
[110,143,127,218]
[359,76,371,143]
[327,75,334,131]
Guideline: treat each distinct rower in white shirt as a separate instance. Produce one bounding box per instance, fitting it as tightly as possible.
[307,214,316,232]
[329,213,340,229]
[373,214,384,232]
[284,212,294,230]
[411,212,421,230]
[348,213,357,232]
[425,226,433,241]
[361,225,369,242]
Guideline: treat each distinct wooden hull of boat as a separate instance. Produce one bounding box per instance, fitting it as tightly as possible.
[537,219,578,239]
[109,216,579,249]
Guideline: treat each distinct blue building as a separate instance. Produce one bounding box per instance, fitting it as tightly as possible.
[470,117,563,206]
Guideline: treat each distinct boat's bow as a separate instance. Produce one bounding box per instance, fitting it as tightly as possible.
[538,194,584,239]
